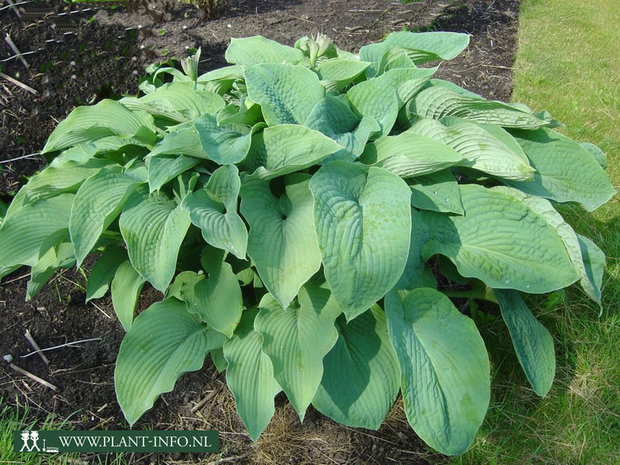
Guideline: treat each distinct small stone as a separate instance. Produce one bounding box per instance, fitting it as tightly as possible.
[3,354,13,363]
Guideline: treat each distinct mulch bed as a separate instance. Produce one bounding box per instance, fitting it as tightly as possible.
[0,1,521,463]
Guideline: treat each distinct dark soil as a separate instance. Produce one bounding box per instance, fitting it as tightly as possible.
[0,1,521,463]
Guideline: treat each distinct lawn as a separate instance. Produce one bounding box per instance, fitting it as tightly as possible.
[451,0,619,463]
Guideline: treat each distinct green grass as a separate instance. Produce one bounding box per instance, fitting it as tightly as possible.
[449,0,620,463]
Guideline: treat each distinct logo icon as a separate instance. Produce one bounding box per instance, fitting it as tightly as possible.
[17,431,58,453]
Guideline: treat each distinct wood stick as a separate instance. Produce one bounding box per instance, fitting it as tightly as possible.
[0,72,38,95]
[190,389,218,413]
[6,0,21,18]
[24,329,49,364]
[4,34,29,68]
[20,337,102,359]
[8,363,58,391]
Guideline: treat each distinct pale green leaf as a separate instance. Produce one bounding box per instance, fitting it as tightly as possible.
[421,184,579,293]
[119,188,191,291]
[70,166,146,264]
[225,36,304,66]
[146,155,199,193]
[182,165,248,259]
[0,194,74,267]
[409,84,548,129]
[385,288,490,455]
[316,58,371,91]
[243,125,342,180]
[304,96,379,163]
[149,123,206,159]
[42,100,155,153]
[409,170,464,214]
[577,234,605,308]
[309,162,411,319]
[507,127,616,211]
[86,247,127,302]
[224,309,282,441]
[346,77,399,137]
[111,260,146,331]
[395,209,431,290]
[360,31,469,76]
[121,82,225,122]
[241,175,322,308]
[6,159,111,218]
[408,118,535,180]
[244,63,324,126]
[255,280,340,419]
[26,233,74,301]
[312,306,400,429]
[494,186,604,305]
[115,298,225,425]
[360,132,464,178]
[580,142,607,169]
[168,256,243,338]
[376,66,438,104]
[194,113,259,165]
[495,289,555,397]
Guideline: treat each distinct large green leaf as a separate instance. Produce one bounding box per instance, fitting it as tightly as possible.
[241,175,322,308]
[409,84,548,129]
[409,170,464,214]
[26,232,74,301]
[385,288,490,456]
[395,208,432,291]
[86,247,127,302]
[223,309,281,442]
[194,114,259,165]
[42,100,155,153]
[182,165,248,259]
[243,124,342,180]
[146,155,199,193]
[494,186,604,305]
[408,118,535,181]
[577,234,605,309]
[6,160,112,219]
[225,36,304,66]
[421,184,578,293]
[304,96,379,163]
[360,31,470,76]
[244,63,324,126]
[70,166,146,265]
[312,306,400,429]
[119,188,191,292]
[148,123,205,159]
[0,194,74,267]
[168,249,243,337]
[377,66,438,104]
[121,82,225,123]
[50,136,148,166]
[316,58,371,91]
[254,281,340,420]
[309,162,411,319]
[360,132,464,178]
[507,127,616,211]
[111,260,146,331]
[495,289,555,397]
[346,77,399,137]
[115,298,225,426]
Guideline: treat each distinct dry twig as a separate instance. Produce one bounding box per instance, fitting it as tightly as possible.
[24,329,49,364]
[4,33,29,68]
[8,362,58,391]
[0,72,38,95]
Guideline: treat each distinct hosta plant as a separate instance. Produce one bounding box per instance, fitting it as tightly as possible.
[0,32,615,455]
